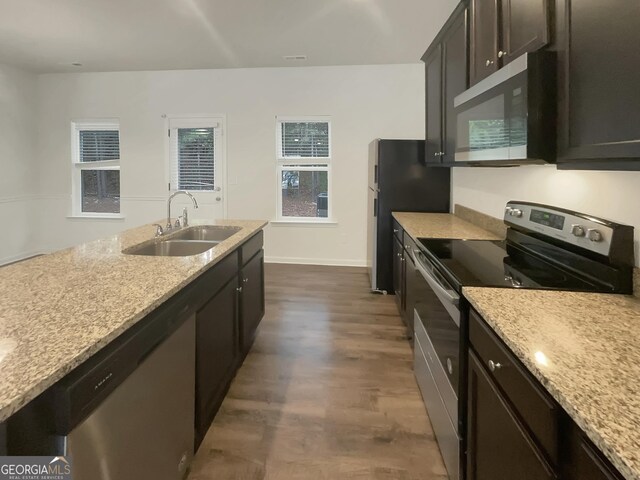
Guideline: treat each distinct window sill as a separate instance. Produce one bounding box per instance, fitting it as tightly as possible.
[270,219,337,227]
[66,214,126,220]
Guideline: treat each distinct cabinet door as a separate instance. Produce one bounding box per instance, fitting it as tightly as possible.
[558,0,640,165]
[403,252,416,336]
[565,425,623,480]
[442,6,468,163]
[470,0,499,86]
[240,250,265,354]
[425,45,443,163]
[467,351,556,480]
[392,237,404,313]
[501,0,549,63]
[195,277,239,445]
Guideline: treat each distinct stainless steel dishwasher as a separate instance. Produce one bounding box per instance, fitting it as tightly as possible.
[61,314,195,480]
[10,300,198,480]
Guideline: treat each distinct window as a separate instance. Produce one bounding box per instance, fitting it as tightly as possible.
[71,121,121,216]
[168,117,223,192]
[276,117,332,221]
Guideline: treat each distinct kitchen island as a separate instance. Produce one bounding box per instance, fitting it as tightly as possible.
[0,219,266,455]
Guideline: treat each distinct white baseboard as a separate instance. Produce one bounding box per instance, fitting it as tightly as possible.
[0,250,46,267]
[265,256,367,267]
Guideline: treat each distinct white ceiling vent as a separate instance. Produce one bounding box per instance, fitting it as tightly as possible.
[283,55,307,61]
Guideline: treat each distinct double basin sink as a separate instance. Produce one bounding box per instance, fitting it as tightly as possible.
[125,225,242,257]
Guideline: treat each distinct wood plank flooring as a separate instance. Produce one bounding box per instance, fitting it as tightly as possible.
[188,263,447,480]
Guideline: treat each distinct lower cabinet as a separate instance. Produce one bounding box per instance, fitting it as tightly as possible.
[466,351,556,480]
[195,276,239,448]
[467,309,625,480]
[240,250,265,355]
[194,232,265,450]
[392,236,405,316]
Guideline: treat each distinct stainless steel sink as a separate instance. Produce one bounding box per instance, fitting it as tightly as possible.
[125,240,218,257]
[170,225,241,242]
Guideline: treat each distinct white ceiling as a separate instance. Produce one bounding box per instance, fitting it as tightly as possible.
[0,0,458,73]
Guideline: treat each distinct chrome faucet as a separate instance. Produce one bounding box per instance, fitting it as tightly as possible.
[166,191,198,230]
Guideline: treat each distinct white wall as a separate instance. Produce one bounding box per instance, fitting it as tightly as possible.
[0,64,39,264]
[453,166,640,266]
[35,64,424,265]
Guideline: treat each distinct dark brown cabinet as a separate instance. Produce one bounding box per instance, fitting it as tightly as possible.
[564,424,624,480]
[194,233,265,449]
[501,0,550,64]
[470,0,499,85]
[557,0,640,168]
[240,249,265,354]
[466,309,626,479]
[466,351,556,480]
[470,0,550,86]
[392,236,405,315]
[425,45,443,162]
[195,275,239,447]
[423,2,468,164]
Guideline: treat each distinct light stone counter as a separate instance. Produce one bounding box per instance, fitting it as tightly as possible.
[0,219,266,423]
[392,212,503,241]
[464,287,640,480]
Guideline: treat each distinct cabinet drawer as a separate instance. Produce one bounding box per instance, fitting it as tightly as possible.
[392,219,403,244]
[241,231,263,266]
[469,309,559,465]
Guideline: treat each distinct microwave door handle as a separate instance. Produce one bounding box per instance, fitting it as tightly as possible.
[414,250,460,307]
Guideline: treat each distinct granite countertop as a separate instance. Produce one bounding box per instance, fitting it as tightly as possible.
[392,212,503,241]
[464,287,640,480]
[0,219,266,423]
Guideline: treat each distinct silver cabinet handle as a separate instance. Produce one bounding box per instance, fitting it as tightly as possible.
[486,59,495,67]
[236,286,243,293]
[243,277,249,284]
[498,50,507,58]
[488,360,503,372]
[393,228,399,233]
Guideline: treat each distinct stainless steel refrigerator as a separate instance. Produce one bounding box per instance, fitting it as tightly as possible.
[367,139,450,293]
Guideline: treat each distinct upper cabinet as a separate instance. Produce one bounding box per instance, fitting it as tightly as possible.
[556,0,640,169]
[423,3,468,165]
[470,0,550,86]
[469,0,499,85]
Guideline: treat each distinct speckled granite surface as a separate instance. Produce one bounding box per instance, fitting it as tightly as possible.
[464,287,640,480]
[0,219,266,423]
[392,212,503,241]
[454,204,508,239]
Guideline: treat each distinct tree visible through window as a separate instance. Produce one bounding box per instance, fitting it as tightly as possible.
[72,123,121,215]
[277,118,331,221]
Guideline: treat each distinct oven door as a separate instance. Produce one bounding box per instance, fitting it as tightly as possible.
[413,249,461,404]
[413,249,461,480]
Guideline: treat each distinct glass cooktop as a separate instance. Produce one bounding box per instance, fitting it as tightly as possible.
[417,238,601,292]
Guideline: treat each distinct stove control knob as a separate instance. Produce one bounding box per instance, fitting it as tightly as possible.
[509,209,523,218]
[571,224,586,237]
[587,229,603,242]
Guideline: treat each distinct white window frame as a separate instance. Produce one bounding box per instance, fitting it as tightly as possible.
[165,115,226,212]
[275,116,333,223]
[70,120,122,219]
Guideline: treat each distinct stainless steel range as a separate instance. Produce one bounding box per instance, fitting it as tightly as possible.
[411,201,634,480]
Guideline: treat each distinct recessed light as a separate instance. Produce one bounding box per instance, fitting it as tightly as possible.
[57,62,83,67]
[283,55,307,61]
[71,62,83,67]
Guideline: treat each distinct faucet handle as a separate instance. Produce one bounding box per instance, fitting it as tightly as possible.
[174,217,182,228]
[153,224,164,237]
[182,207,189,227]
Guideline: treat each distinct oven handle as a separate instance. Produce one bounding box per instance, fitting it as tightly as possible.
[414,250,460,308]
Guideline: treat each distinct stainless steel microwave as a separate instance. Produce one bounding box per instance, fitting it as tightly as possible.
[453,51,556,165]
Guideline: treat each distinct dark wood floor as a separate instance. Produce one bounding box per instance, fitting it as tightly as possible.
[188,263,447,479]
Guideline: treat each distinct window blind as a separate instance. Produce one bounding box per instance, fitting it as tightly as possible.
[280,122,329,158]
[170,127,217,191]
[79,130,120,162]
